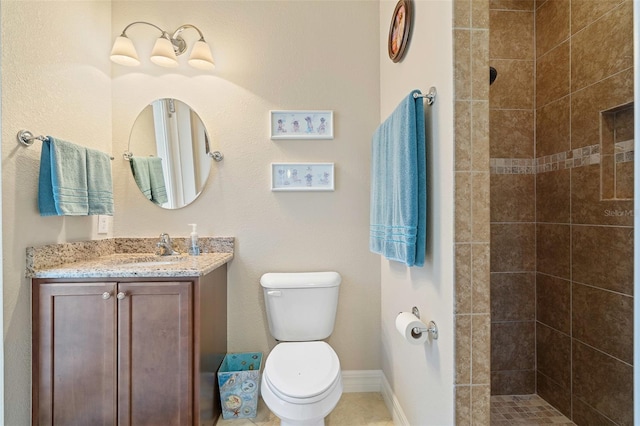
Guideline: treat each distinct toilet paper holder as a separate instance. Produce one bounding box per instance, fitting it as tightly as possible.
[408,306,439,340]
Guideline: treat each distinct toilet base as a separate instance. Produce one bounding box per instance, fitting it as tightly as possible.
[261,371,342,426]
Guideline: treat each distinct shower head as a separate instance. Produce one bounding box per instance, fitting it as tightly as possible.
[490,67,498,85]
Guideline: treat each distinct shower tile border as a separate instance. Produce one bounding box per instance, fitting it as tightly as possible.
[490,142,634,175]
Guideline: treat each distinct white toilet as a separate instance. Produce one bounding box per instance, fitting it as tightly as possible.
[260,271,343,426]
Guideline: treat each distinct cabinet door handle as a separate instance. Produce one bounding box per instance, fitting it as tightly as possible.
[116,292,126,300]
[102,292,111,300]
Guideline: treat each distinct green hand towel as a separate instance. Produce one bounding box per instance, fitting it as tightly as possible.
[129,157,152,200]
[86,147,114,215]
[148,157,168,205]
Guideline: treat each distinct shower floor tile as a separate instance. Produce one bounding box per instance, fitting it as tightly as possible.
[491,394,576,425]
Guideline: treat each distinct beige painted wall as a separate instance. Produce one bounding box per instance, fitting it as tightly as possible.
[1,1,112,423]
[111,1,382,371]
[379,0,455,424]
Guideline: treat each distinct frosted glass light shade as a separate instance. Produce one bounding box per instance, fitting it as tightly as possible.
[150,37,179,67]
[110,36,140,66]
[188,40,215,70]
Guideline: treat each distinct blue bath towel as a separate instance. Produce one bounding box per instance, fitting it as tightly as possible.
[369,90,426,267]
[86,148,114,215]
[38,137,89,216]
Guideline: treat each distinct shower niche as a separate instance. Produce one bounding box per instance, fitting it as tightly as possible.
[601,103,634,201]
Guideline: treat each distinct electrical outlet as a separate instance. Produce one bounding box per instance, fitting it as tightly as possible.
[97,215,109,234]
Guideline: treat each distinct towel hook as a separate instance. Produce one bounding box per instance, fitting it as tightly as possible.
[413,86,437,106]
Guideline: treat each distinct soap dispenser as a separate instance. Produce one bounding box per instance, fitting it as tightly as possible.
[188,224,200,256]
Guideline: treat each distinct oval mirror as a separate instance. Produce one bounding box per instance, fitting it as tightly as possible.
[127,98,212,209]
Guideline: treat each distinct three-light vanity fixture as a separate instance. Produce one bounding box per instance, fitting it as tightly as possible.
[110,21,215,71]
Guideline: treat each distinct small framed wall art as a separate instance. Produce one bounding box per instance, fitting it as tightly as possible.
[271,163,335,191]
[270,110,333,140]
[388,0,412,63]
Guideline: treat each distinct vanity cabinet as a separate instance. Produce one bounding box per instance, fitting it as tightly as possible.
[32,265,227,426]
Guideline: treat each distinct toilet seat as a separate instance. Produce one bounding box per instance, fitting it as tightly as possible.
[263,341,340,404]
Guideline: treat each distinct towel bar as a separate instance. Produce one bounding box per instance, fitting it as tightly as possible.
[413,86,437,106]
[17,129,114,160]
[123,150,224,162]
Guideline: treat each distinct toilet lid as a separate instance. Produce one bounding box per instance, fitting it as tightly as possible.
[264,341,340,399]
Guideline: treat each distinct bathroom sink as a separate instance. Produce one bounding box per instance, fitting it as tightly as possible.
[120,259,186,267]
[108,255,189,268]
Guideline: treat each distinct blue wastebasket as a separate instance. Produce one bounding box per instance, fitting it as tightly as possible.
[217,352,263,419]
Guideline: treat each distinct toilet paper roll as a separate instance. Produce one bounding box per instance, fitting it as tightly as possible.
[395,312,429,345]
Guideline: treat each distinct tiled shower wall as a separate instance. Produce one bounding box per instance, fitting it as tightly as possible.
[534,0,633,424]
[488,0,536,395]
[454,0,491,423]
[490,0,634,424]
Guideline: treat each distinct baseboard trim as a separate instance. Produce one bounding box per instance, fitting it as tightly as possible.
[340,370,410,424]
[381,373,410,426]
[341,370,383,393]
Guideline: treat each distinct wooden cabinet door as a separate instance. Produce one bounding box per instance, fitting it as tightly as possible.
[117,281,193,426]
[34,282,117,426]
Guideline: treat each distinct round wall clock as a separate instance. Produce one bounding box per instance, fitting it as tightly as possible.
[388,0,412,63]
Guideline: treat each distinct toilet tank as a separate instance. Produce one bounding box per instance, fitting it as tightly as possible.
[260,272,341,341]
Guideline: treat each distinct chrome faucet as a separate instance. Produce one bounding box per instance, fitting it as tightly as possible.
[156,233,179,256]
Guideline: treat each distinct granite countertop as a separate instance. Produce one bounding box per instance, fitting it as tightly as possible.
[26,237,234,279]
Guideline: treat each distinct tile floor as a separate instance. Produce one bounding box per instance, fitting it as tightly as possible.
[490,395,576,425]
[217,392,393,426]
[216,392,575,425]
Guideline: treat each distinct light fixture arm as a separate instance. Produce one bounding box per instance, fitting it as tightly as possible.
[169,24,207,56]
[172,24,206,41]
[119,21,167,38]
